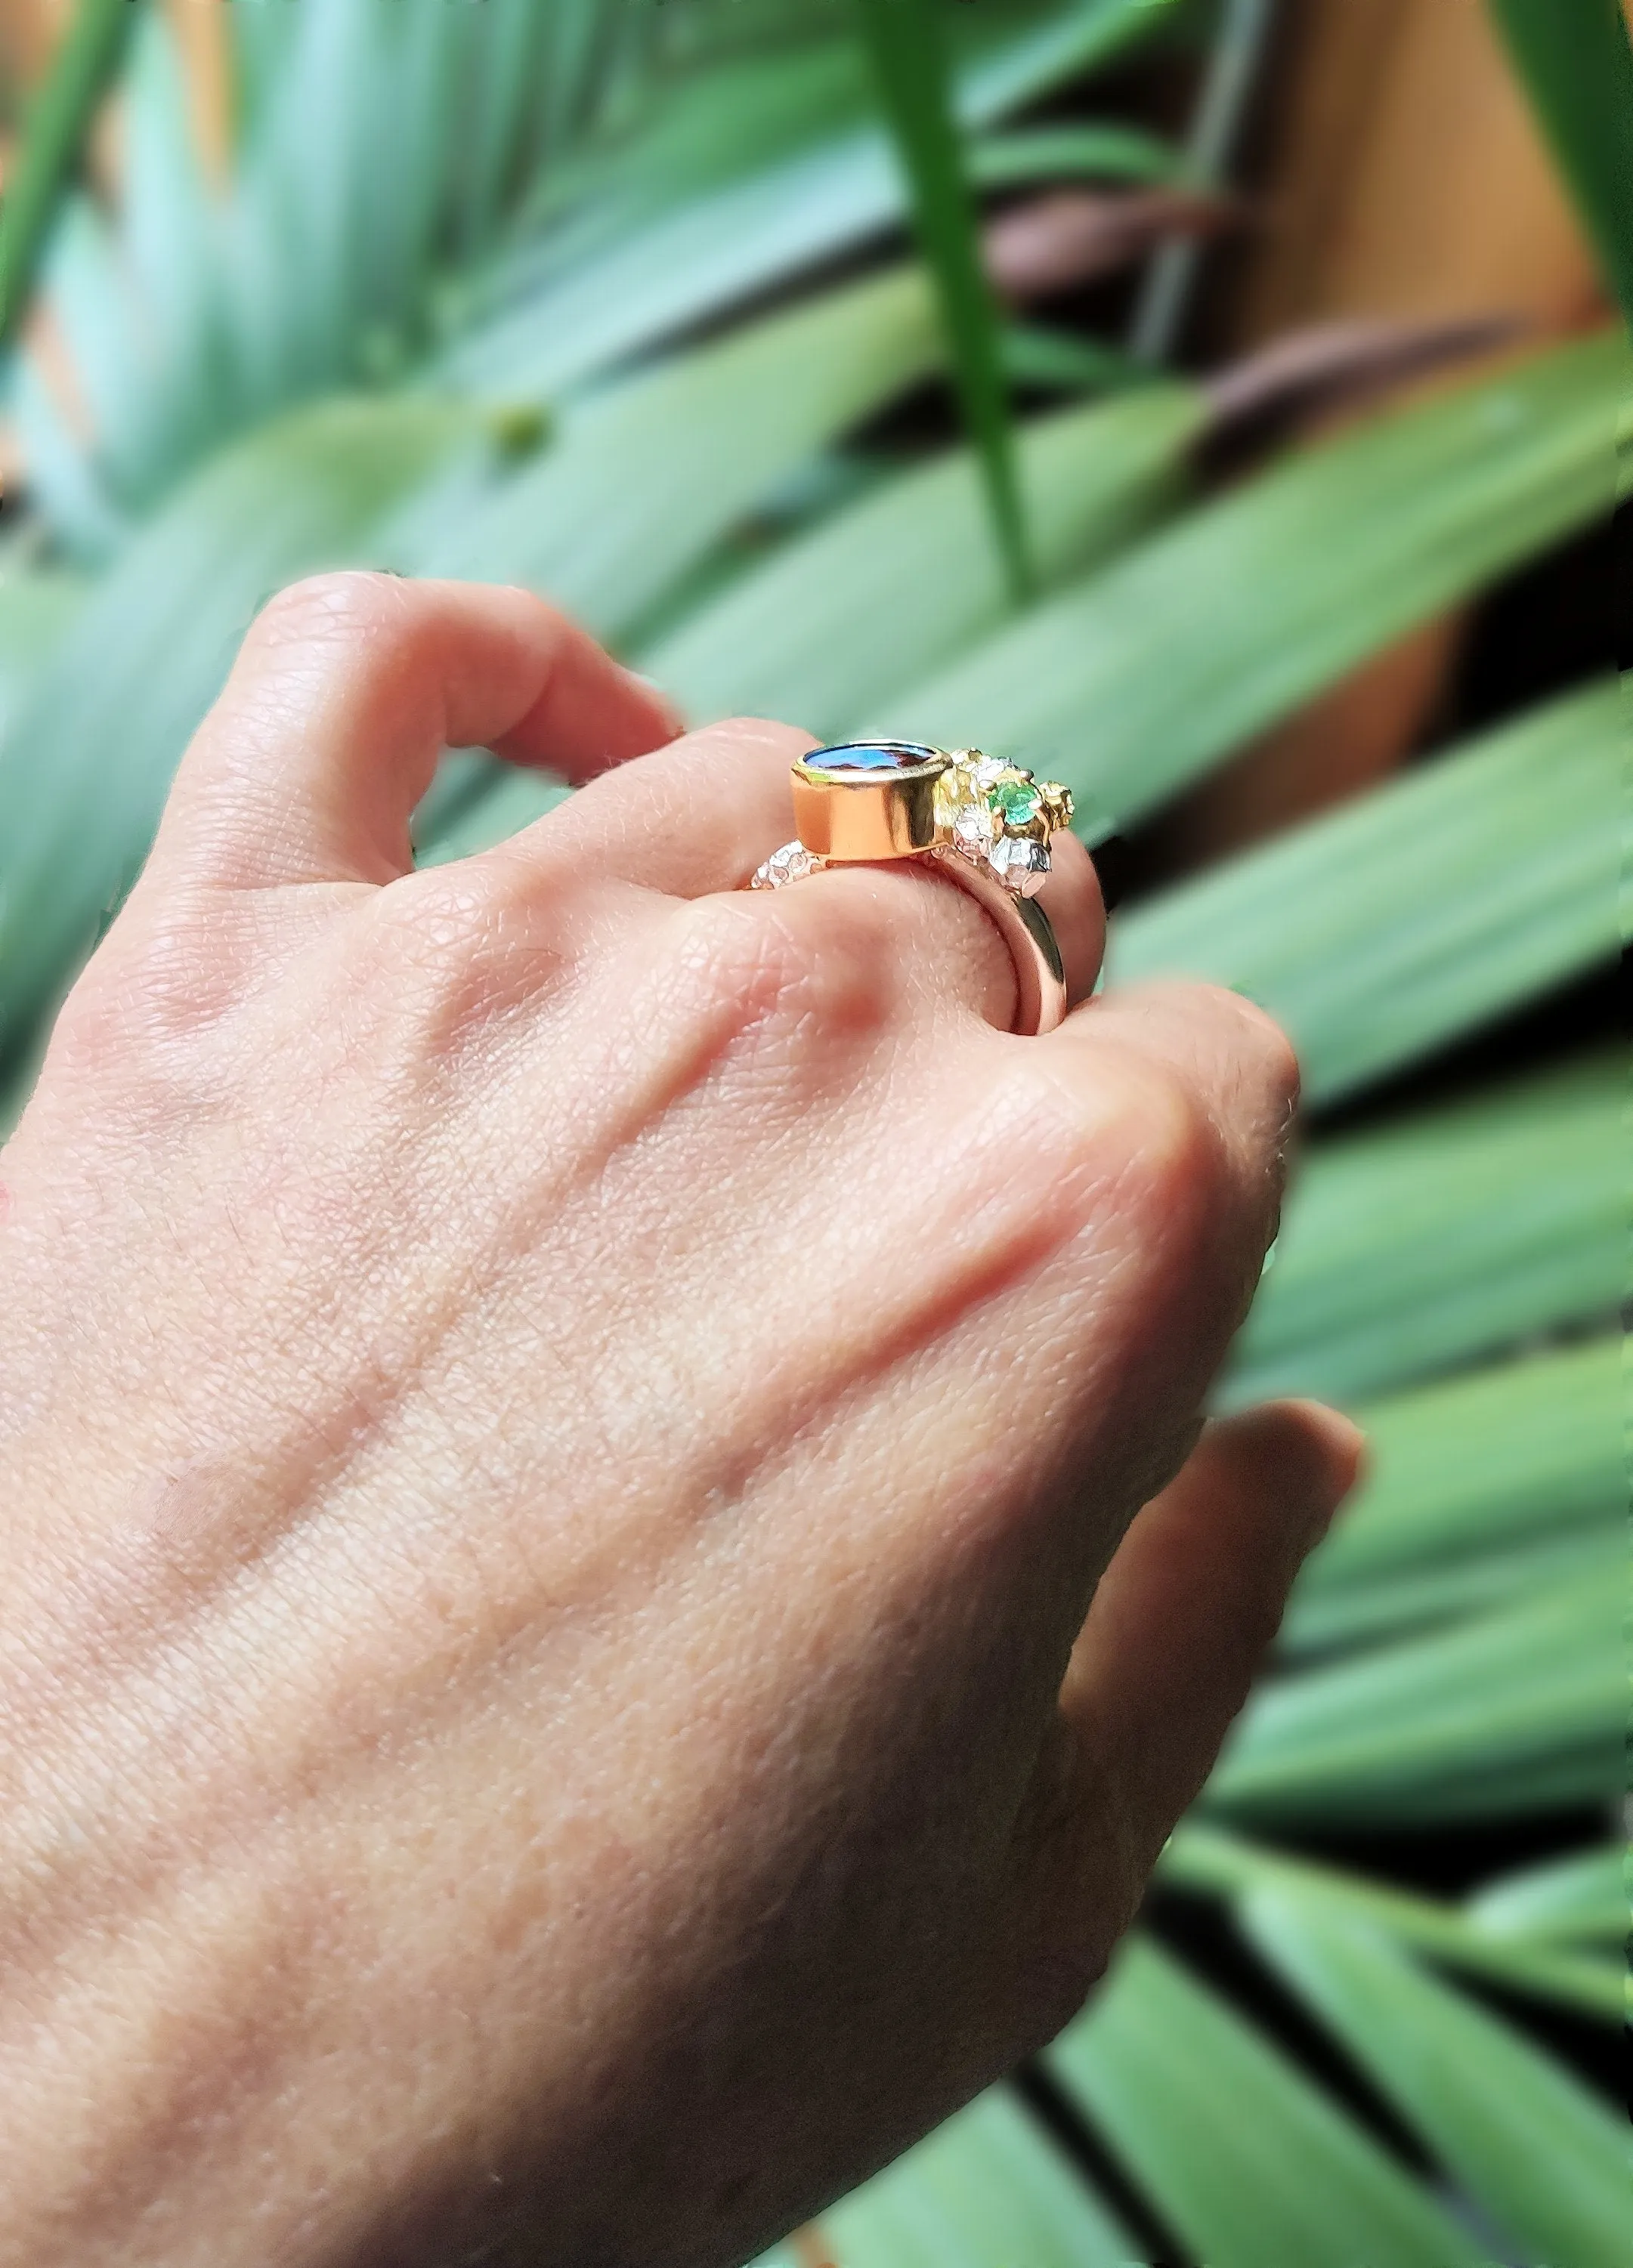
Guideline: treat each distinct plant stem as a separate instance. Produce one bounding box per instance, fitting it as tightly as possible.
[0,0,142,357]
[1488,0,1633,335]
[1162,1823,1625,2024]
[853,0,1033,601]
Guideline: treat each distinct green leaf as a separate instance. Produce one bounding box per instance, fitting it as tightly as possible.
[641,382,1199,745]
[999,321,1146,394]
[418,267,944,632]
[1242,1893,1632,2268]
[0,0,140,354]
[1227,1054,1623,1408]
[1468,1843,1630,1948]
[1297,1336,1625,1588]
[0,396,482,1055]
[1282,1522,1621,1657]
[1047,1935,1481,2267]
[1163,1825,1625,2025]
[853,0,1030,598]
[1110,678,1626,1102]
[1208,1559,1622,1822]
[408,266,948,864]
[441,0,1186,405]
[868,334,1630,836]
[1489,0,1633,335]
[971,120,1187,187]
[798,2087,1134,2266]
[0,568,85,744]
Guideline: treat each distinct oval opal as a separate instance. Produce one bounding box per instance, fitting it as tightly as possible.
[806,740,940,777]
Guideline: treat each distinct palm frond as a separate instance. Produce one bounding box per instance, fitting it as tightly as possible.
[768,2087,1135,2266]
[869,334,1628,836]
[1112,678,1624,1101]
[1210,1556,1619,1822]
[1229,1053,1622,1407]
[1244,1894,1631,2267]
[1047,1935,1483,2267]
[1466,1842,1629,1948]
[639,382,1199,744]
[1162,1825,1623,2024]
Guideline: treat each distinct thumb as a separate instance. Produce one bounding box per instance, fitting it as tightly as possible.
[1059,1401,1364,1883]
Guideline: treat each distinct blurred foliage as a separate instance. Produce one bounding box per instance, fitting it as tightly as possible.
[0,1,1626,2260]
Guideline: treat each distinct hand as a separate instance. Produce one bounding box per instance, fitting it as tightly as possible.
[0,575,1359,2268]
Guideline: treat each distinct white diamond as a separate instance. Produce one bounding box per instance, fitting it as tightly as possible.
[753,842,822,889]
[953,802,994,850]
[988,836,1050,897]
[972,756,1010,789]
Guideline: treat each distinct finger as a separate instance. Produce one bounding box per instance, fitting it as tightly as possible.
[496,715,818,897]
[152,574,679,888]
[761,827,1106,1034]
[1049,977,1299,1257]
[1059,1402,1364,1880]
[500,728,1106,1027]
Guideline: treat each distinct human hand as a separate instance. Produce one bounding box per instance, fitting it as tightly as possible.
[0,575,1359,2268]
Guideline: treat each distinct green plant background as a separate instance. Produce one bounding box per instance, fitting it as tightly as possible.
[0,2,1625,2260]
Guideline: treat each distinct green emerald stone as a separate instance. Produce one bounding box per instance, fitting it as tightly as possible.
[988,777,1041,826]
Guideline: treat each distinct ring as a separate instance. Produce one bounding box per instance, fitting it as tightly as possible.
[748,741,1076,1036]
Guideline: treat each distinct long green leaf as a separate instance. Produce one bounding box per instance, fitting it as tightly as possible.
[1,266,945,1046]
[1047,1935,1481,2268]
[0,570,85,745]
[1111,677,1625,1101]
[407,266,945,864]
[971,120,1186,187]
[1297,1336,1625,1587]
[1227,1054,1623,1408]
[0,397,482,1054]
[853,0,1030,598]
[792,2087,1134,2266]
[1468,1843,1629,1948]
[417,267,942,626]
[1489,0,1633,333]
[1282,1522,1620,1656]
[1164,1825,1624,2024]
[869,334,1629,836]
[1208,1559,1622,1822]
[1243,1893,1631,2268]
[0,0,141,354]
[642,382,1199,742]
[441,0,1186,403]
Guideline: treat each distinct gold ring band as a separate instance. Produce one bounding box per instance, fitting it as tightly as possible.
[748,740,1078,1038]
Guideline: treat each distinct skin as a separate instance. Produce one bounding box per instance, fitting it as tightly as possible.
[0,576,1359,2268]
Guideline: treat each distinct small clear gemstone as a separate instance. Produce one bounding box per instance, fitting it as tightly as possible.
[972,756,1010,789]
[953,802,994,849]
[988,836,1051,896]
[753,842,822,888]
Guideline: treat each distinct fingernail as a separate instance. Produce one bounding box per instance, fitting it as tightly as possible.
[1293,1401,1368,1540]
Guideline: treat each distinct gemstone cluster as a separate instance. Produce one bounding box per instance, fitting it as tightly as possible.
[934,750,1073,899]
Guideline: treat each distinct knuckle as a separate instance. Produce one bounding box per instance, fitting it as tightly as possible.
[342,869,511,1049]
[1104,1051,1230,1225]
[249,570,410,662]
[1012,1044,1227,1240]
[1198,981,1301,1114]
[673,889,895,1050]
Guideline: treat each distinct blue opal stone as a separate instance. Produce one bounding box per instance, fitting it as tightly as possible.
[807,740,940,776]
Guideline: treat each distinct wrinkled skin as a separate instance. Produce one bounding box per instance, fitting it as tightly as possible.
[0,576,1358,2268]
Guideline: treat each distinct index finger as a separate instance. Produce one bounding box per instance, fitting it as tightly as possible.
[150,573,680,891]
